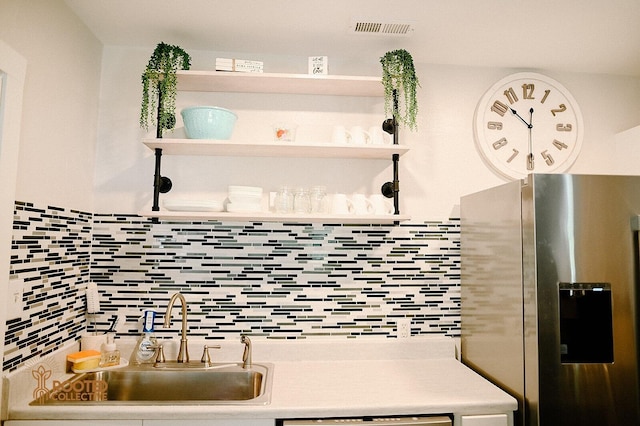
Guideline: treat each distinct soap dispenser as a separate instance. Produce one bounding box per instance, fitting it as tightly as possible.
[99,333,120,367]
[131,310,158,365]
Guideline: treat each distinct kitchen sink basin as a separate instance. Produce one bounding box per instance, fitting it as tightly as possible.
[31,363,272,405]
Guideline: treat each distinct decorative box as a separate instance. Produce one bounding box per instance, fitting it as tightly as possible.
[215,58,264,73]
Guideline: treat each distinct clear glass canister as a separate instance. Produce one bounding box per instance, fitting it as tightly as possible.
[293,187,311,213]
[275,185,294,213]
[309,185,327,213]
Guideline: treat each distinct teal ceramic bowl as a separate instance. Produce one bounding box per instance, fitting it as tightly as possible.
[181,106,238,139]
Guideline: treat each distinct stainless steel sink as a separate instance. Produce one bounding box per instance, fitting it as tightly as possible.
[31,363,272,405]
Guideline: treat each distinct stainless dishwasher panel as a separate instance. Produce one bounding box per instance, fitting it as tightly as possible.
[282,416,452,426]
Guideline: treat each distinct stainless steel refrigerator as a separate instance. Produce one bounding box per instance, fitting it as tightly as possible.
[461,174,640,426]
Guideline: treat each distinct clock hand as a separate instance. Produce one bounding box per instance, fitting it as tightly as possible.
[510,108,532,128]
[527,108,534,170]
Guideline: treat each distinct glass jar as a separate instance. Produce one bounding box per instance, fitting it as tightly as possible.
[309,185,327,213]
[274,185,294,213]
[293,187,311,214]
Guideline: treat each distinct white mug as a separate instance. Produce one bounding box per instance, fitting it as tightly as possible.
[331,126,350,144]
[331,193,352,215]
[350,193,373,215]
[349,126,370,145]
[369,194,394,215]
[81,333,106,352]
[368,125,390,145]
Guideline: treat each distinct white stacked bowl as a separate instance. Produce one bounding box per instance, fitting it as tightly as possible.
[227,186,263,212]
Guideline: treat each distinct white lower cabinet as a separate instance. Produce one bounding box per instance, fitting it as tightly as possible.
[4,421,274,426]
[4,422,142,426]
[3,416,507,426]
[459,414,509,426]
[143,421,274,426]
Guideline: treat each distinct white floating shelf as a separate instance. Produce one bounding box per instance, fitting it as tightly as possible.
[143,139,409,159]
[176,70,383,97]
[143,70,406,225]
[139,211,410,224]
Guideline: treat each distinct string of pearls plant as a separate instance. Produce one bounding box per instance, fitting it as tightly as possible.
[380,49,420,131]
[140,42,191,134]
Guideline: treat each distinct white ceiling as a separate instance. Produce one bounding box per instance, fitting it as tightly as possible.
[65,0,640,76]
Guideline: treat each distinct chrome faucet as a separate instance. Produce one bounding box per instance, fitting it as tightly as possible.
[163,292,189,363]
[241,334,252,369]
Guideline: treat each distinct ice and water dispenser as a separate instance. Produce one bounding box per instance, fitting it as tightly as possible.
[559,282,614,364]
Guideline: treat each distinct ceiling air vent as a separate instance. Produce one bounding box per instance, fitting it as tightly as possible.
[350,20,415,36]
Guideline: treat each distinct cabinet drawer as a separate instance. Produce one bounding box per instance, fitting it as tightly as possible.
[143,420,274,426]
[4,422,142,426]
[460,414,508,426]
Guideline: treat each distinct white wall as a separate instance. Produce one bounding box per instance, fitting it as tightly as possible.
[1,0,638,220]
[0,38,26,416]
[94,46,640,221]
[0,0,102,213]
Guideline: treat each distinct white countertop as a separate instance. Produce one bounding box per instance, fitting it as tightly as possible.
[3,337,517,421]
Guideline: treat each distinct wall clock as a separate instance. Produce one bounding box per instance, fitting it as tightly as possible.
[473,72,583,180]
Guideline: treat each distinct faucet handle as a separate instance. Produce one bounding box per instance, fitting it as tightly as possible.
[151,344,165,366]
[201,344,221,366]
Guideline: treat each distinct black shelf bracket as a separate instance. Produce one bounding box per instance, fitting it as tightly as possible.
[381,89,400,216]
[152,148,172,212]
[151,87,172,217]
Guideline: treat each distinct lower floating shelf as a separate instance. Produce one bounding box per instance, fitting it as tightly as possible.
[139,210,410,224]
[143,138,409,159]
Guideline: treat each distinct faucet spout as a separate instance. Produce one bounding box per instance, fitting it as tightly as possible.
[163,292,189,363]
[241,334,252,369]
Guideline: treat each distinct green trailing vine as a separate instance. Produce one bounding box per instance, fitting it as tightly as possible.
[380,49,420,131]
[140,42,191,134]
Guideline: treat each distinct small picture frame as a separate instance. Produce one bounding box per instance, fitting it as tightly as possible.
[308,56,328,75]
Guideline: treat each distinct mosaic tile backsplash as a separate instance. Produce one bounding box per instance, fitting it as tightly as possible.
[6,202,92,371]
[4,201,460,372]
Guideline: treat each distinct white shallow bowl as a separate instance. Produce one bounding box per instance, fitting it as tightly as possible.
[163,199,224,212]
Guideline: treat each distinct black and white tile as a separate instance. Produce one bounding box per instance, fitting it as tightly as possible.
[4,202,460,372]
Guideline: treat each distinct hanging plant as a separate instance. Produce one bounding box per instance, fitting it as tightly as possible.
[140,42,191,134]
[380,49,420,131]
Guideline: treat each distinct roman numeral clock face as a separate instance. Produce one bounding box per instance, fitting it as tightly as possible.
[473,72,583,180]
